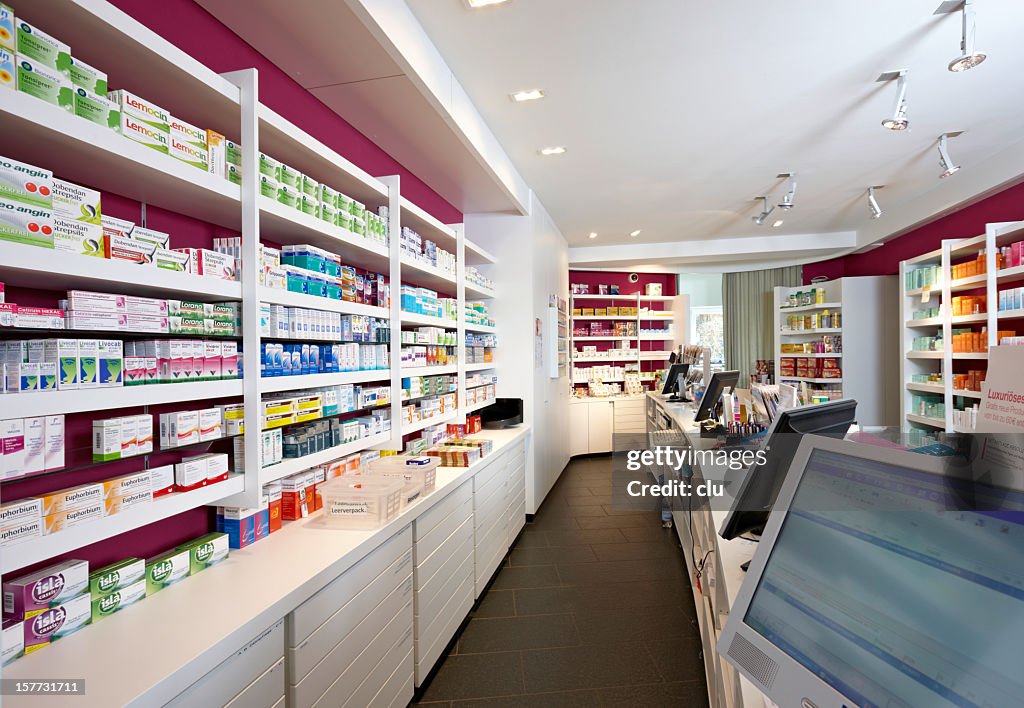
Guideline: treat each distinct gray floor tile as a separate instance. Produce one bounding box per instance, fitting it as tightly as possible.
[620,526,677,542]
[458,613,579,653]
[542,528,628,546]
[645,638,706,683]
[515,528,550,548]
[591,541,680,562]
[574,606,697,644]
[419,652,525,701]
[576,514,654,530]
[509,544,598,566]
[521,643,663,692]
[453,689,603,707]
[473,590,516,618]
[598,681,709,707]
[491,564,561,590]
[565,495,613,507]
[556,558,687,586]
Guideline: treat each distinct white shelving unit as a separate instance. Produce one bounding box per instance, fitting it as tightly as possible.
[898,220,1024,434]
[569,292,680,391]
[775,277,897,426]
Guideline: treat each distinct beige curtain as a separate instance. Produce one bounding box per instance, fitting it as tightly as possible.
[723,266,802,384]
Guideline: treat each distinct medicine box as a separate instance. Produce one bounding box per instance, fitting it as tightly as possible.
[0,155,51,209]
[2,619,23,666]
[0,4,12,53]
[37,483,103,516]
[145,549,189,596]
[15,53,73,112]
[43,501,105,535]
[14,19,69,70]
[150,464,174,497]
[90,577,145,622]
[174,456,206,492]
[77,339,98,387]
[89,558,145,597]
[207,130,226,179]
[54,217,103,257]
[105,488,153,516]
[131,226,170,249]
[220,506,259,549]
[177,532,229,575]
[109,89,169,152]
[97,339,123,387]
[106,233,156,264]
[160,410,199,448]
[23,592,91,652]
[0,498,41,527]
[92,417,121,462]
[52,179,101,223]
[22,416,44,475]
[169,117,208,171]
[64,55,107,95]
[0,197,55,249]
[42,339,77,390]
[101,470,151,500]
[45,415,64,471]
[218,403,244,435]
[0,520,41,548]
[73,87,119,131]
[3,558,89,619]
[198,408,222,441]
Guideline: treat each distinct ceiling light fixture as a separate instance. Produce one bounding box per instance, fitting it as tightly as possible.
[589,232,597,239]
[937,132,964,178]
[877,69,910,131]
[539,146,566,156]
[630,230,641,237]
[511,89,544,102]
[777,173,797,210]
[466,0,509,8]
[936,0,987,72]
[752,197,775,226]
[772,220,784,228]
[867,186,884,219]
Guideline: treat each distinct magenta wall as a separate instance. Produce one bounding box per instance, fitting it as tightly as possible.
[803,182,1024,283]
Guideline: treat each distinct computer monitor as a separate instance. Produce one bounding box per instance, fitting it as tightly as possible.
[719,435,1024,708]
[693,370,739,422]
[718,398,857,540]
[660,363,690,400]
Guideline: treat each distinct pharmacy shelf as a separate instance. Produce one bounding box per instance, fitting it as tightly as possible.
[953,424,977,435]
[260,432,392,485]
[0,242,243,302]
[258,286,388,318]
[1,475,245,574]
[905,317,943,328]
[401,364,458,376]
[400,198,458,250]
[573,355,640,362]
[464,239,497,266]
[905,248,943,266]
[573,315,638,321]
[996,265,1024,284]
[779,302,842,313]
[0,91,242,230]
[401,410,460,435]
[465,381,495,390]
[639,314,674,320]
[998,308,1024,319]
[570,294,638,301]
[260,370,390,393]
[779,352,843,358]
[257,105,387,206]
[779,328,842,335]
[904,287,941,298]
[5,379,244,418]
[465,323,496,333]
[400,312,458,328]
[906,351,944,359]
[907,382,945,395]
[0,326,241,341]
[639,334,674,340]
[948,234,988,258]
[573,336,635,341]
[950,313,989,324]
[952,352,989,360]
[464,398,496,414]
[640,352,672,360]
[949,274,988,293]
[402,388,457,404]
[572,378,625,384]
[639,295,674,301]
[400,256,458,292]
[779,377,844,385]
[953,389,983,399]
[906,414,946,429]
[465,282,497,299]
[258,197,391,274]
[464,362,496,372]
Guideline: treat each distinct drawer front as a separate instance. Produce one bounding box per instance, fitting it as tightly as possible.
[415,514,473,595]
[306,598,413,708]
[290,576,413,708]
[415,532,473,623]
[416,552,473,650]
[474,477,508,531]
[224,657,285,708]
[343,621,414,708]
[168,620,284,708]
[475,536,506,594]
[289,525,411,644]
[414,480,472,540]
[288,548,413,683]
[378,649,414,708]
[415,573,474,685]
[473,452,507,493]
[414,494,473,565]
[507,501,526,545]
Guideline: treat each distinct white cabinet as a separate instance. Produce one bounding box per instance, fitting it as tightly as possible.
[612,396,646,433]
[571,397,644,455]
[569,401,590,456]
[589,401,613,453]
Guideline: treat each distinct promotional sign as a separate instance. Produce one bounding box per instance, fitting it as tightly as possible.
[978,346,1024,432]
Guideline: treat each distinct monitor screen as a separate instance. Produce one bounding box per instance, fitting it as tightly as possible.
[661,363,689,396]
[741,446,1024,708]
[694,370,739,422]
[718,399,857,540]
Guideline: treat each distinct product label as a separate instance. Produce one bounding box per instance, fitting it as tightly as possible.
[15,54,72,112]
[0,197,54,248]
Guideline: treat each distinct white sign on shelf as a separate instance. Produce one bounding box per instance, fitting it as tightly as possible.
[978,346,1024,432]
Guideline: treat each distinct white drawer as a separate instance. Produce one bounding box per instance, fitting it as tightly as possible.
[474,480,508,530]
[306,598,412,708]
[473,453,507,492]
[415,573,474,685]
[272,697,284,708]
[168,620,284,708]
[289,577,412,708]
[416,537,473,625]
[343,620,414,708]
[289,526,411,645]
[475,536,506,594]
[225,657,285,708]
[288,549,413,683]
[507,501,526,545]
[476,502,507,556]
[415,514,473,593]
[414,494,472,565]
[378,649,414,708]
[416,552,473,650]
[414,480,472,540]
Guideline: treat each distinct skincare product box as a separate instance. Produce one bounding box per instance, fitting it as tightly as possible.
[3,559,89,619]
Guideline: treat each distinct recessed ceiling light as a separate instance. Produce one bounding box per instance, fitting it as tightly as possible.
[539,146,566,156]
[630,230,641,237]
[466,0,509,7]
[511,89,544,102]
[772,220,784,228]
[589,232,597,239]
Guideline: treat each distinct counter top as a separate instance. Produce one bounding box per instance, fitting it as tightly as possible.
[4,426,531,708]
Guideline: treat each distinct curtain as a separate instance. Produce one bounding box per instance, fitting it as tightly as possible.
[722,265,802,385]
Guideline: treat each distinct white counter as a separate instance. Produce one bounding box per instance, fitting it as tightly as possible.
[4,426,531,708]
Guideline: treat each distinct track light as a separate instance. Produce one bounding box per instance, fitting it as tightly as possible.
[777,173,796,210]
[867,186,884,219]
[936,0,987,72]
[877,70,909,131]
[937,132,963,178]
[539,146,566,156]
[752,197,774,226]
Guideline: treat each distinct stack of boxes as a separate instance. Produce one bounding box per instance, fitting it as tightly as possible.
[401,392,457,427]
[400,226,456,276]
[2,559,91,658]
[400,286,458,320]
[464,301,495,328]
[0,414,63,480]
[259,340,388,377]
[402,374,457,401]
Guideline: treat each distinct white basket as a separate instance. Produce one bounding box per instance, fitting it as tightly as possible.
[365,456,438,508]
[318,477,403,529]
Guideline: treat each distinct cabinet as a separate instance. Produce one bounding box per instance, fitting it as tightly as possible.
[570,397,647,455]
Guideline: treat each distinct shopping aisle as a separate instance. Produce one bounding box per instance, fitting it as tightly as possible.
[414,455,708,707]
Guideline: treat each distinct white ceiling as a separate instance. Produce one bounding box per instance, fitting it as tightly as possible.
[406,0,1024,249]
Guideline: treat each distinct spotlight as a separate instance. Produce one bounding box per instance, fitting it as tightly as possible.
[936,0,987,72]
[589,232,597,239]
[752,197,774,226]
[772,220,784,228]
[777,173,797,210]
[937,132,963,178]
[629,230,641,237]
[539,146,566,156]
[867,186,884,219]
[877,70,909,131]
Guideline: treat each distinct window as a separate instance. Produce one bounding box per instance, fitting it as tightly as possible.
[690,306,724,364]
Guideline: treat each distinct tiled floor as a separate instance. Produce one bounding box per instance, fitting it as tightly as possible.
[413,455,709,707]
